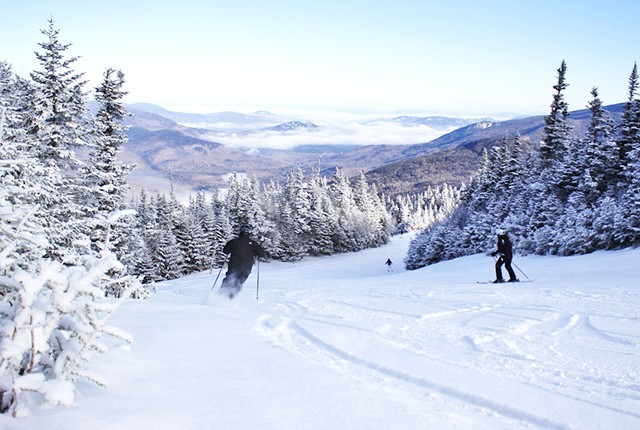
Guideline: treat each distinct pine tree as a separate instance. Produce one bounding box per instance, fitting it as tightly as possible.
[26,19,91,261]
[618,63,639,170]
[153,228,184,280]
[210,195,234,267]
[278,169,311,260]
[151,195,184,279]
[246,175,270,247]
[307,169,337,255]
[181,216,211,273]
[539,60,573,203]
[583,87,617,200]
[0,97,49,281]
[368,181,393,245]
[330,168,360,252]
[352,171,379,246]
[0,62,26,140]
[259,180,286,260]
[541,60,571,164]
[620,64,640,245]
[225,172,248,232]
[84,69,132,215]
[29,19,88,160]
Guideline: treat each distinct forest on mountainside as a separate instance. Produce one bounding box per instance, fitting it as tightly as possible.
[406,60,640,269]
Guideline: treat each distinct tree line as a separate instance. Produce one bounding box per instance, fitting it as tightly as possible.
[127,172,460,284]
[406,60,640,269]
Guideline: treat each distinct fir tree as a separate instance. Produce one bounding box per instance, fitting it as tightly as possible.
[618,63,639,169]
[307,169,337,256]
[29,18,88,167]
[282,169,312,259]
[85,69,132,215]
[583,87,617,200]
[541,60,571,164]
[27,19,91,262]
[620,65,640,245]
[539,60,573,204]
[330,168,360,252]
[258,180,286,260]
[225,172,250,232]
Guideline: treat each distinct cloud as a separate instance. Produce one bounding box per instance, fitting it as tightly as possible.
[200,121,457,151]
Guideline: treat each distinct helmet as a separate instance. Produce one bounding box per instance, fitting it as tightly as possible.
[497,229,507,236]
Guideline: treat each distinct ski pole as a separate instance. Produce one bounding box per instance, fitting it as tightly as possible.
[211,255,228,291]
[209,253,216,274]
[512,261,529,279]
[255,259,260,300]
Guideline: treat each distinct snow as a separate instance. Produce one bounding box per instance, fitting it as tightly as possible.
[2,235,639,429]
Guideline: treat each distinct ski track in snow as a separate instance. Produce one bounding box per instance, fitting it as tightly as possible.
[250,241,640,429]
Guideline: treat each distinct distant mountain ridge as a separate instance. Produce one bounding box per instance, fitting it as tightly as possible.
[127,103,287,130]
[265,121,319,131]
[366,103,625,195]
[120,102,625,199]
[367,115,493,130]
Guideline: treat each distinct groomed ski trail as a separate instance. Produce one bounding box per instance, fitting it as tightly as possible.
[7,236,639,430]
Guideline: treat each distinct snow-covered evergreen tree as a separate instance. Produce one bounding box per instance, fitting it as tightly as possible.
[149,195,184,279]
[539,60,573,202]
[279,169,312,260]
[618,63,639,171]
[583,87,618,200]
[330,168,362,252]
[353,171,391,248]
[620,64,640,245]
[306,169,337,256]
[25,19,92,262]
[225,172,252,232]
[258,180,286,260]
[1,88,135,416]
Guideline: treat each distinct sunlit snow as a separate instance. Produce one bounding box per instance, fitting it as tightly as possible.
[3,235,639,429]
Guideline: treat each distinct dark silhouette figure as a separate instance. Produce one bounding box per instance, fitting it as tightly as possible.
[385,258,393,272]
[220,229,265,299]
[491,229,518,283]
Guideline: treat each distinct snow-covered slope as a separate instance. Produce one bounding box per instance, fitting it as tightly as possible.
[4,236,639,429]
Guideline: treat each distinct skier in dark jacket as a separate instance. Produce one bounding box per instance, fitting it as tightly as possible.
[491,229,518,283]
[219,227,265,299]
[385,258,393,272]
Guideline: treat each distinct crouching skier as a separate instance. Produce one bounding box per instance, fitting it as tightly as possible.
[219,226,265,299]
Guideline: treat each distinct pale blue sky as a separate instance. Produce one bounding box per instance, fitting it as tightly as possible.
[2,0,638,116]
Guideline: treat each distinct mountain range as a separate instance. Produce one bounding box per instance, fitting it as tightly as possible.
[120,103,625,199]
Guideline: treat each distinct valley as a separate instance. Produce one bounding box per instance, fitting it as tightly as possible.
[120,103,625,199]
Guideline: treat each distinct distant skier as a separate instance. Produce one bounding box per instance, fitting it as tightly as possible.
[219,226,265,299]
[491,229,518,283]
[385,258,393,272]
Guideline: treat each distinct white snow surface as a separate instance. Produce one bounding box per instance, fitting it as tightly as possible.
[3,235,639,429]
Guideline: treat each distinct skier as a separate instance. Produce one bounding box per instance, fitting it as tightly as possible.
[385,258,393,272]
[219,226,265,299]
[491,229,518,283]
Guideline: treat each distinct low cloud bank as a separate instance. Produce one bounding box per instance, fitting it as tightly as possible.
[201,121,457,150]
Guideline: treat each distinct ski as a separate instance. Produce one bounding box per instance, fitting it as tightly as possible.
[476,280,532,284]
